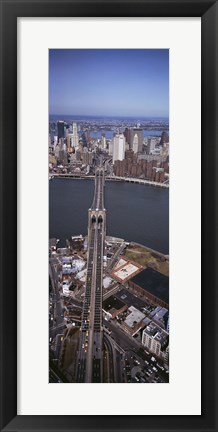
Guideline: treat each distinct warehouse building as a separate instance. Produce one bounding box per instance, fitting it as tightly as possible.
[129,267,169,308]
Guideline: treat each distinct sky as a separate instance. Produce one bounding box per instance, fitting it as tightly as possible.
[49,49,169,118]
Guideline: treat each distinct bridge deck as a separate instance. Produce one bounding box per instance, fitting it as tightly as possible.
[77,168,105,383]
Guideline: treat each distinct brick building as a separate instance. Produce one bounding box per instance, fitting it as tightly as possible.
[129,267,169,308]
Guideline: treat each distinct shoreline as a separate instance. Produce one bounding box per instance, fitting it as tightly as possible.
[53,235,169,261]
[49,174,169,189]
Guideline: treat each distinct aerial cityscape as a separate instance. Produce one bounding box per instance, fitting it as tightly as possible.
[49,49,169,383]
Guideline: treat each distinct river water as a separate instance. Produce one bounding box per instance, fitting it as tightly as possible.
[49,179,169,254]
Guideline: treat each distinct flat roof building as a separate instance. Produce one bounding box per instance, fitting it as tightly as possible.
[122,306,145,335]
[111,257,143,283]
[103,296,128,319]
[129,267,169,308]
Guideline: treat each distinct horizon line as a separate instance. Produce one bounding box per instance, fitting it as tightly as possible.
[49,113,169,119]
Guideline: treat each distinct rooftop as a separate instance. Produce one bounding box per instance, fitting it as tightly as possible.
[112,257,142,283]
[130,267,169,304]
[124,306,145,328]
[143,321,168,345]
[103,296,126,313]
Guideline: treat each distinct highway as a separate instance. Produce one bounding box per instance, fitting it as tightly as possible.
[77,168,106,382]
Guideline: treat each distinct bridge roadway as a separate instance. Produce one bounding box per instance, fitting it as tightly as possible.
[77,168,106,382]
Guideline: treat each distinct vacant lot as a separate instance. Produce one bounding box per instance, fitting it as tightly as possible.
[125,244,169,277]
[60,327,80,373]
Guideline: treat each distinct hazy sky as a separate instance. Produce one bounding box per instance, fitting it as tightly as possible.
[49,49,169,117]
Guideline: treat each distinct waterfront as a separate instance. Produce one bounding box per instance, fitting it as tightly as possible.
[49,178,169,254]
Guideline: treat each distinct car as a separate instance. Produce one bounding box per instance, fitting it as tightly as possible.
[157,364,164,371]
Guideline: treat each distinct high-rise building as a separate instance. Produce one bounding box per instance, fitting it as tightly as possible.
[54,143,60,159]
[147,138,156,155]
[59,149,68,165]
[134,128,143,152]
[112,134,126,164]
[108,141,113,156]
[76,150,82,161]
[160,131,169,146]
[101,134,106,149]
[125,128,143,152]
[72,122,79,147]
[81,132,87,147]
[67,133,73,148]
[57,121,65,140]
[82,151,93,166]
[124,128,131,145]
[133,133,139,154]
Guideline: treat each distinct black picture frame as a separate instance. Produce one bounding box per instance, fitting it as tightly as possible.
[0,0,217,431]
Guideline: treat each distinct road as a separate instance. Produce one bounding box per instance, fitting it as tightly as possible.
[49,260,66,359]
[103,318,169,383]
[103,334,114,383]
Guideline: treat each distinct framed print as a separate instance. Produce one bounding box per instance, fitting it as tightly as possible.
[0,0,217,431]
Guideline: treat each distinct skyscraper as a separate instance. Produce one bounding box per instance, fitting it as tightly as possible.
[57,121,65,140]
[112,134,126,164]
[133,133,139,154]
[72,122,79,147]
[131,128,143,152]
[101,134,106,149]
[124,127,143,152]
[147,138,156,155]
[108,141,113,156]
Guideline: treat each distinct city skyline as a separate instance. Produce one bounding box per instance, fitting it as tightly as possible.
[49,49,169,117]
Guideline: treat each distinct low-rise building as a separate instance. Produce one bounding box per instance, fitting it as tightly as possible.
[103,296,128,319]
[129,267,169,308]
[111,257,143,283]
[149,306,169,330]
[122,306,145,335]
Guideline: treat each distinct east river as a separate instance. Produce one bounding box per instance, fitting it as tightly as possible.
[49,179,169,254]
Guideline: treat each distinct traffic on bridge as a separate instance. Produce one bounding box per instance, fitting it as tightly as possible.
[77,167,106,382]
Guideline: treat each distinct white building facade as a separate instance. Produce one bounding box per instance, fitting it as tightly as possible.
[72,122,79,147]
[133,133,139,154]
[112,134,126,164]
